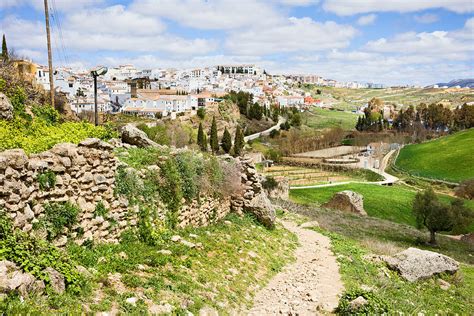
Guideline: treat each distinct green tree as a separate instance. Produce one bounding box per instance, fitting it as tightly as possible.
[1,34,8,61]
[209,116,219,153]
[413,188,473,245]
[233,125,245,156]
[197,107,206,119]
[290,111,302,127]
[197,122,207,152]
[221,127,232,154]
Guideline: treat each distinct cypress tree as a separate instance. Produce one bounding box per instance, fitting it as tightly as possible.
[209,116,219,153]
[221,127,232,154]
[2,34,8,61]
[197,122,207,151]
[233,125,245,156]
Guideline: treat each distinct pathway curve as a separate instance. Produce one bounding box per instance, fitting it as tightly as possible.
[244,116,286,142]
[248,220,344,315]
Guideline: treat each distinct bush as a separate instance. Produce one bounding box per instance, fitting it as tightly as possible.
[266,148,282,162]
[159,158,183,229]
[0,212,84,294]
[197,107,206,119]
[94,201,108,217]
[336,289,389,315]
[269,129,280,138]
[37,170,56,191]
[31,105,60,124]
[455,178,474,200]
[262,176,278,191]
[38,202,80,241]
[0,120,118,154]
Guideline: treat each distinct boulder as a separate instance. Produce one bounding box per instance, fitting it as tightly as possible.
[0,260,43,296]
[1,149,29,170]
[0,93,13,120]
[382,247,459,281]
[43,267,65,294]
[121,124,159,148]
[243,192,276,228]
[79,138,114,150]
[322,190,367,216]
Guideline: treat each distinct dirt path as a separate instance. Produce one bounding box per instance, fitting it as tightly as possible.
[248,220,344,315]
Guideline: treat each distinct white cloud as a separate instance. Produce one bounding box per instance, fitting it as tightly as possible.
[225,17,356,55]
[357,14,377,26]
[278,0,319,6]
[323,0,474,16]
[414,13,439,24]
[67,5,165,35]
[130,0,283,30]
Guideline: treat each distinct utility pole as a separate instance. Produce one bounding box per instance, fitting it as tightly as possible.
[44,0,55,109]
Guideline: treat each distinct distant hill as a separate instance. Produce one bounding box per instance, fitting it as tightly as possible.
[427,79,474,88]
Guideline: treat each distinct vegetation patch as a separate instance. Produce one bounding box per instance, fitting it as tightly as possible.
[3,214,297,314]
[290,183,474,232]
[396,129,474,183]
[37,170,56,191]
[37,202,80,241]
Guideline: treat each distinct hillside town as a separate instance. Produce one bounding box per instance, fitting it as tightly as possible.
[12,59,395,117]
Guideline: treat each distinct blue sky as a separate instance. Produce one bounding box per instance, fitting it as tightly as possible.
[0,0,473,85]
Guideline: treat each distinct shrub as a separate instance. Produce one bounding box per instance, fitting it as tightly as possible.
[37,170,56,190]
[39,202,80,241]
[455,178,474,200]
[336,289,389,315]
[175,151,200,202]
[31,105,60,124]
[197,107,206,119]
[0,212,83,294]
[266,148,282,163]
[262,176,278,191]
[94,201,108,217]
[269,129,280,138]
[0,120,118,154]
[159,158,183,229]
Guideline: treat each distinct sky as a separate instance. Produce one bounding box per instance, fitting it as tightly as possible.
[0,0,473,86]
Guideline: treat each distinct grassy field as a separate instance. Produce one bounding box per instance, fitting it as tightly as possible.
[396,129,474,183]
[303,108,358,130]
[290,183,474,232]
[1,214,297,314]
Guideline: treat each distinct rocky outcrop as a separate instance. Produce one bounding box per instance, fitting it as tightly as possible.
[43,267,65,294]
[0,93,13,121]
[322,190,367,216]
[121,124,159,148]
[382,247,459,281]
[232,157,276,228]
[0,260,45,297]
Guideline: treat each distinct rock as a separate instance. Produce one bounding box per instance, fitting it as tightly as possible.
[382,247,459,281]
[1,149,28,170]
[460,232,474,245]
[79,138,113,150]
[199,306,219,316]
[322,190,367,216]
[118,251,128,259]
[121,124,160,148]
[181,240,196,248]
[248,251,258,259]
[126,297,137,306]
[0,93,13,120]
[50,143,78,158]
[243,192,276,228]
[265,176,290,200]
[171,235,182,242]
[43,267,65,294]
[300,221,320,229]
[149,303,174,314]
[438,279,451,290]
[76,265,92,278]
[158,249,172,255]
[349,296,368,311]
[0,260,42,297]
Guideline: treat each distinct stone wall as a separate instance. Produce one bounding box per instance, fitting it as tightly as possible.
[0,140,275,245]
[0,138,134,246]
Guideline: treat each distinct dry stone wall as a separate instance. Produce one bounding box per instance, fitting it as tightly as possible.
[0,139,275,245]
[0,138,134,246]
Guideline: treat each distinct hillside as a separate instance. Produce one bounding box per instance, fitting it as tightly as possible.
[434,79,474,89]
[395,129,474,183]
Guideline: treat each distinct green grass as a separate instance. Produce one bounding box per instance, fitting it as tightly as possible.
[290,183,474,232]
[396,129,474,183]
[1,214,297,314]
[318,229,474,314]
[304,108,358,131]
